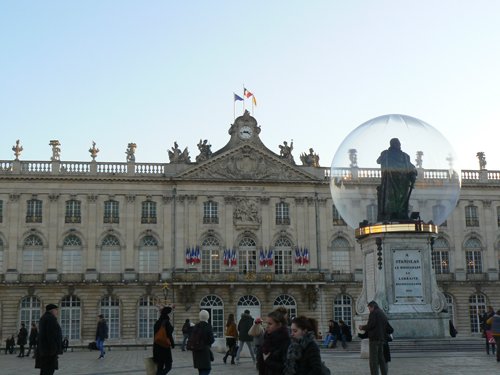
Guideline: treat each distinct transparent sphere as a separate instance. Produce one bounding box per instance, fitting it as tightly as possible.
[330,114,461,228]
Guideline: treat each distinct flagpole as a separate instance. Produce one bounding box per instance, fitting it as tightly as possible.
[233,93,235,120]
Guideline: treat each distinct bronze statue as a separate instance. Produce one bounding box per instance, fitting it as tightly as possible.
[376,138,417,222]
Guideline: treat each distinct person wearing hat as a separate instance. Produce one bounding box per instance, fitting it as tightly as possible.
[191,309,215,375]
[153,306,175,375]
[249,317,265,370]
[236,309,255,365]
[35,304,63,375]
[95,314,108,359]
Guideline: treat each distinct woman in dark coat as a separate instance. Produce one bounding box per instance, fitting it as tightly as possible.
[284,316,322,375]
[191,309,215,375]
[17,323,28,357]
[153,306,175,375]
[258,307,291,375]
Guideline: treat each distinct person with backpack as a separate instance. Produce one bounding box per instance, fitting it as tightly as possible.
[153,306,175,375]
[236,309,255,364]
[181,319,193,352]
[190,309,215,375]
[95,314,108,359]
[284,316,325,375]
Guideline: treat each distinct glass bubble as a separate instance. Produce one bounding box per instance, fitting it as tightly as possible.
[330,114,461,229]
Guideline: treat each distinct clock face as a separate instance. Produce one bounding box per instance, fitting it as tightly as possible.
[239,125,253,139]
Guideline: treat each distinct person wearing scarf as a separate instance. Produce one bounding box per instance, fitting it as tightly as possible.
[284,316,322,375]
[258,308,291,375]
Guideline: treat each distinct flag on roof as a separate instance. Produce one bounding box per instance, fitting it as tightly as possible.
[244,88,253,98]
[234,93,244,101]
[252,96,257,106]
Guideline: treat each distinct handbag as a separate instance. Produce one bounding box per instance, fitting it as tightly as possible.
[154,324,171,348]
[485,331,495,344]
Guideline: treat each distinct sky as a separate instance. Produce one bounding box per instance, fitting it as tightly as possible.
[1,0,499,171]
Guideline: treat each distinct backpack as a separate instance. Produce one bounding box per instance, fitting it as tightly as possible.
[186,325,204,351]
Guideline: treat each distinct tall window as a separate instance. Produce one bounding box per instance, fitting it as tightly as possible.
[444,293,455,324]
[20,296,42,328]
[465,204,479,227]
[238,237,256,274]
[23,234,44,273]
[276,202,290,225]
[273,294,297,319]
[201,236,220,273]
[100,296,120,339]
[469,294,486,334]
[334,294,353,328]
[497,207,500,227]
[138,296,158,339]
[200,295,224,338]
[26,198,42,223]
[465,238,482,274]
[100,235,121,273]
[138,235,159,273]
[0,199,3,223]
[274,237,292,274]
[0,238,4,273]
[62,234,83,273]
[203,201,218,224]
[65,200,81,223]
[431,237,450,274]
[331,237,351,273]
[366,204,377,224]
[104,200,119,224]
[141,200,157,224]
[60,295,81,340]
[332,204,345,226]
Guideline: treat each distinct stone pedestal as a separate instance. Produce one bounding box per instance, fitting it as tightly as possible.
[355,223,448,338]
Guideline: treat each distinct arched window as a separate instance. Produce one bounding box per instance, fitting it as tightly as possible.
[334,294,353,328]
[138,235,159,273]
[201,236,220,273]
[274,237,292,274]
[62,234,83,273]
[100,296,120,339]
[138,296,158,339]
[273,294,297,319]
[469,293,486,334]
[464,238,482,274]
[238,237,256,274]
[331,237,350,274]
[237,295,261,324]
[23,234,44,273]
[200,295,224,338]
[431,237,450,274]
[203,201,218,224]
[20,296,42,328]
[100,235,121,273]
[60,295,81,340]
[276,202,290,225]
[444,293,455,324]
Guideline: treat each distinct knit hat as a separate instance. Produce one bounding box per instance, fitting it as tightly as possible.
[199,309,210,322]
[46,304,58,312]
[255,317,263,324]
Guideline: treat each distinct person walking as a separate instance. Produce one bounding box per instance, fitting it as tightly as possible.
[95,314,108,359]
[284,316,323,375]
[27,322,38,357]
[486,309,500,362]
[35,304,63,375]
[223,313,238,365]
[480,306,495,355]
[153,306,175,375]
[181,319,193,352]
[17,322,28,357]
[236,309,255,364]
[249,317,265,369]
[191,309,215,375]
[258,308,291,375]
[359,300,389,375]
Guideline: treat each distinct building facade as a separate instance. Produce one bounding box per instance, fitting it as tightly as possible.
[0,111,499,344]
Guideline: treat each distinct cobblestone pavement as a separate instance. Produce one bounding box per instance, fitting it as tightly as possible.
[1,347,499,375]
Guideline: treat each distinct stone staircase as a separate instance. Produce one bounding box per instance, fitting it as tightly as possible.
[322,337,485,353]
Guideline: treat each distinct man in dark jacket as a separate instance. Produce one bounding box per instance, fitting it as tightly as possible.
[95,314,108,359]
[359,301,388,375]
[27,322,39,357]
[17,322,28,357]
[35,303,63,375]
[235,309,255,364]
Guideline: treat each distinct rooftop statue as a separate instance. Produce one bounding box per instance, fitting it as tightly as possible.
[476,152,486,170]
[49,140,61,161]
[279,140,295,164]
[300,148,320,167]
[196,139,212,162]
[168,141,191,163]
[376,138,417,222]
[126,143,137,162]
[12,139,23,160]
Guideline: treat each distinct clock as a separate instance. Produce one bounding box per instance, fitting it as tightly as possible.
[238,125,253,140]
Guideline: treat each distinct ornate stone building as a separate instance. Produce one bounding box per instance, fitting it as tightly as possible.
[0,111,498,344]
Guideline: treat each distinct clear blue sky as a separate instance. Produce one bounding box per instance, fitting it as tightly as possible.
[1,1,499,170]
